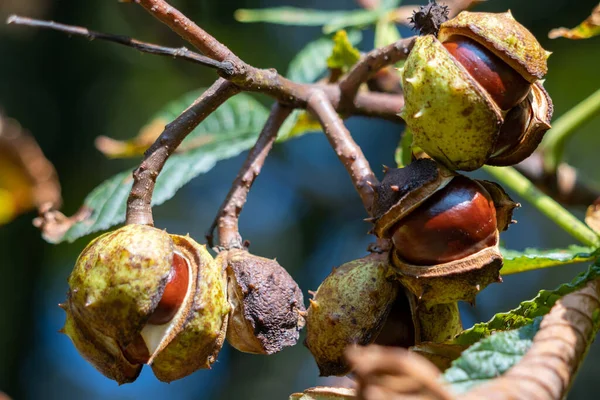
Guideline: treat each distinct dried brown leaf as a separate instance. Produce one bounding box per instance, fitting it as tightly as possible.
[549,4,600,40]
[0,113,61,225]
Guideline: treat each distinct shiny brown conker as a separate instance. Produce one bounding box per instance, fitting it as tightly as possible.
[391,176,498,265]
[442,35,531,110]
[147,252,190,325]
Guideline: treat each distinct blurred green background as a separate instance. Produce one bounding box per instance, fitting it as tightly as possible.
[0,0,599,398]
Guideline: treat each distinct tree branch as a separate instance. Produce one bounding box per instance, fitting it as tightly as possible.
[515,152,600,206]
[126,78,240,226]
[135,0,236,62]
[133,0,404,120]
[308,91,378,216]
[206,103,293,250]
[338,37,416,105]
[6,15,235,74]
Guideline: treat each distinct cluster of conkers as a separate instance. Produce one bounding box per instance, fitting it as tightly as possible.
[62,4,554,384]
[61,224,305,384]
[401,9,553,170]
[305,6,551,375]
[305,160,517,375]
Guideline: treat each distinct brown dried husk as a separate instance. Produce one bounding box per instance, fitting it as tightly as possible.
[222,249,306,355]
[487,82,553,166]
[372,159,455,238]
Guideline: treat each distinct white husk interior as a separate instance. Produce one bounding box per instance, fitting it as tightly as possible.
[140,251,194,364]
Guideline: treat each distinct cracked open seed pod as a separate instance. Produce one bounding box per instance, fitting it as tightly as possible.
[372,159,518,304]
[218,249,305,355]
[304,252,400,376]
[401,10,553,171]
[62,224,229,384]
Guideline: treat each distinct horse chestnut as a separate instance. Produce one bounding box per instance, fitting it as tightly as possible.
[392,177,498,266]
[61,224,230,383]
[372,160,517,304]
[401,11,553,171]
[442,36,530,111]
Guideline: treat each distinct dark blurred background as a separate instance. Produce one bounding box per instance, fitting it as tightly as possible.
[0,0,599,399]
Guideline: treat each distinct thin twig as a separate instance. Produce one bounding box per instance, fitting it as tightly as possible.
[136,0,236,62]
[134,0,404,120]
[542,87,600,172]
[6,15,235,74]
[307,90,378,216]
[126,78,240,226]
[516,152,600,206]
[206,103,293,250]
[339,37,415,105]
[483,165,600,248]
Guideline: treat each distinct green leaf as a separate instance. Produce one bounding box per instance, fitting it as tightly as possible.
[374,18,401,49]
[453,262,600,346]
[443,320,540,393]
[323,9,384,34]
[326,30,361,72]
[234,7,353,26]
[279,31,362,142]
[394,128,413,168]
[380,0,402,10]
[501,245,597,275]
[286,31,362,84]
[54,90,270,243]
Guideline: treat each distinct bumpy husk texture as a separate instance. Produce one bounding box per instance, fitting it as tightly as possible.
[401,12,551,171]
[63,224,229,384]
[304,253,400,376]
[221,249,306,355]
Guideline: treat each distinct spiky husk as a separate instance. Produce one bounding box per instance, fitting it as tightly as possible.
[438,11,549,82]
[304,253,400,376]
[66,224,174,349]
[150,236,230,382]
[391,245,503,304]
[63,224,229,384]
[401,34,503,171]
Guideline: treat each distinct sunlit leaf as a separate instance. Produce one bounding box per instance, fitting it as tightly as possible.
[279,31,362,142]
[278,111,322,142]
[95,89,267,159]
[394,128,413,168]
[234,7,352,26]
[374,17,401,49]
[0,114,61,225]
[443,320,540,393]
[549,4,600,39]
[43,90,270,243]
[326,30,361,72]
[452,262,600,346]
[500,245,597,275]
[285,31,362,84]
